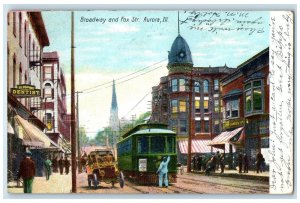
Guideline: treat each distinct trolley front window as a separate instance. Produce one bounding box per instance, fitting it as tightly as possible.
[167,136,175,153]
[150,136,165,153]
[137,137,149,154]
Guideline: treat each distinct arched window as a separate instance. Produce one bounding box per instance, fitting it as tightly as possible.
[44,83,52,98]
[194,81,200,93]
[203,80,209,93]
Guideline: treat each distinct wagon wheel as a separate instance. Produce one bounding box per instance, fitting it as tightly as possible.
[119,171,125,188]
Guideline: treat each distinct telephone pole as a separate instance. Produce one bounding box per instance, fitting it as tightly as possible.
[187,68,194,173]
[76,91,83,173]
[71,11,77,193]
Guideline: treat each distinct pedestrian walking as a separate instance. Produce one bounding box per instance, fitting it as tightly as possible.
[211,154,217,172]
[156,156,170,188]
[243,154,249,173]
[238,153,243,173]
[52,156,58,173]
[18,151,35,193]
[64,156,71,175]
[44,155,52,181]
[192,155,197,171]
[58,156,64,175]
[261,157,266,172]
[205,158,213,176]
[216,151,221,171]
[256,152,263,173]
[197,156,202,172]
[220,155,225,174]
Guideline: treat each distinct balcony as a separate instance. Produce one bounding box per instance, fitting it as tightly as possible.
[29,48,42,69]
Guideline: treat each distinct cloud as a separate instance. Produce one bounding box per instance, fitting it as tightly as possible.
[192,52,208,57]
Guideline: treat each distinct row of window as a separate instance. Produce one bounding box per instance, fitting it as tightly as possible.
[137,136,175,154]
[224,80,263,119]
[9,12,39,61]
[170,119,219,134]
[170,97,220,114]
[170,78,219,93]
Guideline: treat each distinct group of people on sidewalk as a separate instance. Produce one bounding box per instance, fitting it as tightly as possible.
[17,151,71,193]
[190,151,267,176]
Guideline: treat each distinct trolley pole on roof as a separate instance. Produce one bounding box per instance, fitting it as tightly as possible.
[187,68,194,173]
[71,11,77,193]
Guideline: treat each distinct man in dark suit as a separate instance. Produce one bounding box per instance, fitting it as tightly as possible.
[58,156,64,175]
[18,151,35,193]
[64,156,71,175]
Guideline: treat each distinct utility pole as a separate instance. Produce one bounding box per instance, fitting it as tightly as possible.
[187,68,194,173]
[70,11,77,193]
[76,91,83,173]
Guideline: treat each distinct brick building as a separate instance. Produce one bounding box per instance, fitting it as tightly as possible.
[7,11,60,178]
[42,52,71,153]
[151,34,234,163]
[219,47,269,167]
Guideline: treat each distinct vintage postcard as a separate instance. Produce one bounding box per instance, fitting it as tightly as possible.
[5,9,294,195]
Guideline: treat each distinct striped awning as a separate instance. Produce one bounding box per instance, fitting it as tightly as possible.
[178,140,233,154]
[14,115,56,148]
[209,127,244,146]
[7,122,15,134]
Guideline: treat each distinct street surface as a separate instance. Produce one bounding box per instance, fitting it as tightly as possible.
[77,171,269,194]
[8,170,269,194]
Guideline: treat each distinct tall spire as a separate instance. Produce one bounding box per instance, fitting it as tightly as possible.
[111,79,118,110]
[178,10,180,35]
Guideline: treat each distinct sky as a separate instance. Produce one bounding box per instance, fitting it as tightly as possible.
[42,10,270,138]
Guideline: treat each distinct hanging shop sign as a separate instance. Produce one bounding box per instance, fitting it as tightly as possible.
[11,84,41,98]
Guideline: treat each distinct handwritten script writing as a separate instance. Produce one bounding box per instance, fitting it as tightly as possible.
[269,11,293,194]
[180,11,265,35]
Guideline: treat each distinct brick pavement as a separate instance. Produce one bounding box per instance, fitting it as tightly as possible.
[7,172,72,194]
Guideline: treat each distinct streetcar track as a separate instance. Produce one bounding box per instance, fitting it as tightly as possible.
[177,175,269,193]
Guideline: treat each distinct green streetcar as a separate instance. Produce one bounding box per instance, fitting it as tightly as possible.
[117,123,177,185]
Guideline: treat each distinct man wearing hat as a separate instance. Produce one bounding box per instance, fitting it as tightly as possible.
[18,151,36,193]
[156,156,170,188]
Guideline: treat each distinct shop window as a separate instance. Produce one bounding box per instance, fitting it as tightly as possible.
[195,97,200,113]
[203,80,209,93]
[179,79,186,91]
[179,100,186,112]
[171,119,178,132]
[44,83,52,98]
[19,12,22,47]
[19,63,22,84]
[204,120,209,133]
[13,55,16,87]
[194,81,200,93]
[171,99,178,113]
[204,98,209,113]
[13,12,16,36]
[179,120,187,133]
[171,79,178,92]
[195,120,201,133]
[214,99,219,112]
[225,99,239,118]
[44,66,52,79]
[244,80,263,114]
[214,79,219,91]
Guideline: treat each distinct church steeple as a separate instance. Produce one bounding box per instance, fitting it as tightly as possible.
[111,79,118,110]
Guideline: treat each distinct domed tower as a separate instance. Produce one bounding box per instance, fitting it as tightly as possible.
[167,34,193,73]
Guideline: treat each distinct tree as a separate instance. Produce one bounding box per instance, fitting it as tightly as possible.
[79,126,89,147]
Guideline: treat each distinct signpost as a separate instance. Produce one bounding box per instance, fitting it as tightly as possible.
[11,84,41,97]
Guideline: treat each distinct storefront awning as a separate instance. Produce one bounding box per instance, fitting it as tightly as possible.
[178,140,232,154]
[7,122,15,134]
[208,127,244,148]
[14,115,56,148]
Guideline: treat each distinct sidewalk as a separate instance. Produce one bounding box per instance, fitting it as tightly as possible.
[7,172,72,194]
[188,168,269,182]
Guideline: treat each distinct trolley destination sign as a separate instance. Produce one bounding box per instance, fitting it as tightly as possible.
[11,84,41,98]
